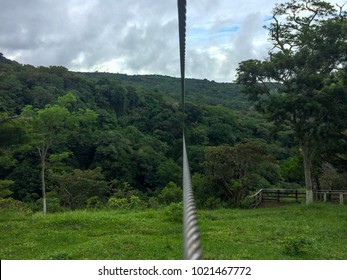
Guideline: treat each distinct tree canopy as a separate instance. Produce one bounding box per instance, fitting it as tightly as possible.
[237,0,347,204]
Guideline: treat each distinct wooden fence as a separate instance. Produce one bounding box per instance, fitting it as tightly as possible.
[248,189,347,208]
[314,190,347,204]
[248,189,305,208]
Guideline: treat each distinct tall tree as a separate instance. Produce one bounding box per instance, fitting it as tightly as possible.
[22,93,97,214]
[22,105,72,214]
[236,0,347,204]
[203,142,277,206]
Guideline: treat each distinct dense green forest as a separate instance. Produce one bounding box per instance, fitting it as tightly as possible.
[0,51,346,213]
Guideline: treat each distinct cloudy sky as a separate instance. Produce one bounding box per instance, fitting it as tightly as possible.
[0,0,344,82]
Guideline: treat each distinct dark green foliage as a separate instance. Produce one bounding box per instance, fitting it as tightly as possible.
[157,182,182,205]
[0,197,31,213]
[192,173,222,209]
[50,168,111,209]
[1,48,346,210]
[198,141,283,207]
[7,158,41,202]
[280,154,305,184]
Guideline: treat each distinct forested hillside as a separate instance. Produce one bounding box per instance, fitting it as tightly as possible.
[1,53,346,212]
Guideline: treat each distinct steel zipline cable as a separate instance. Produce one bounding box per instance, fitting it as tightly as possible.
[177,0,203,260]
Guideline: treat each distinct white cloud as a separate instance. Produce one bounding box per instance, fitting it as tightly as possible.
[0,0,344,82]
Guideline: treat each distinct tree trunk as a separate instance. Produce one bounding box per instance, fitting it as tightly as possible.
[301,144,314,205]
[38,145,49,215]
[41,156,46,215]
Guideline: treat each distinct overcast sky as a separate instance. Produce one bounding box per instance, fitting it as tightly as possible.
[0,0,344,82]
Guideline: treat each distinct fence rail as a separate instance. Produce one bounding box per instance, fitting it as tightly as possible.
[315,190,347,204]
[263,189,306,202]
[248,189,347,208]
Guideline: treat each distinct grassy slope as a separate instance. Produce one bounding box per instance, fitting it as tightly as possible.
[1,203,346,260]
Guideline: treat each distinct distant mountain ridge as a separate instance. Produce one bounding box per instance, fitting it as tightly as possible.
[78,72,249,111]
[0,53,250,112]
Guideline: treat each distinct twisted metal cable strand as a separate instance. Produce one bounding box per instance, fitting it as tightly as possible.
[183,136,203,260]
[178,0,203,260]
[178,0,186,112]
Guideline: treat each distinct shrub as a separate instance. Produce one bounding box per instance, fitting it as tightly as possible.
[86,196,103,209]
[108,197,128,209]
[192,173,219,209]
[164,202,183,223]
[203,197,223,209]
[129,195,142,209]
[0,179,14,198]
[148,197,160,209]
[158,182,182,205]
[283,235,317,257]
[0,197,32,213]
[50,168,111,209]
[111,181,140,199]
[33,197,62,213]
[108,195,144,210]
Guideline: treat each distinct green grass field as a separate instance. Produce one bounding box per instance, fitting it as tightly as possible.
[1,203,346,260]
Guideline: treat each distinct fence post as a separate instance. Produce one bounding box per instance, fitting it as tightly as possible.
[260,190,263,204]
[340,193,344,205]
[277,189,280,203]
[295,190,298,202]
[324,192,327,203]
